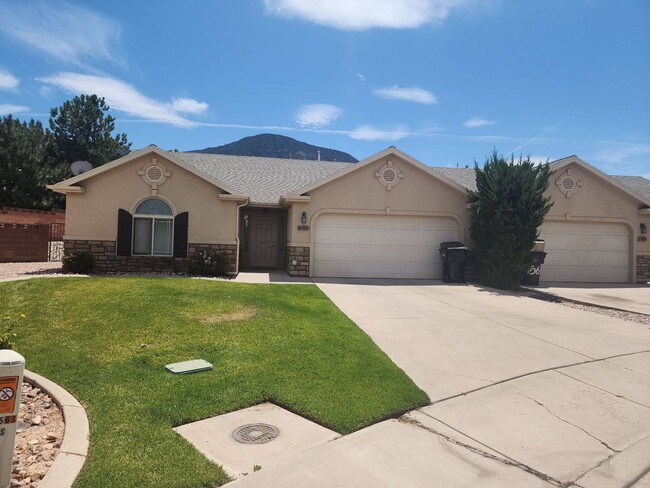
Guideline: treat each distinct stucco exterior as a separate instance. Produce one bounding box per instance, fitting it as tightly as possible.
[49,146,649,282]
[542,159,649,282]
[64,153,239,245]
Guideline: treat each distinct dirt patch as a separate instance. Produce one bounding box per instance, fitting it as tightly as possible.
[12,382,64,487]
[188,308,257,324]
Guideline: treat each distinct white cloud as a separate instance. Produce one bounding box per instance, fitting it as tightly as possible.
[0,2,123,68]
[263,0,468,30]
[295,104,343,128]
[0,104,30,115]
[171,97,209,114]
[463,116,495,128]
[38,72,197,127]
[349,124,409,141]
[0,69,19,91]
[595,141,650,164]
[356,73,366,82]
[373,85,437,104]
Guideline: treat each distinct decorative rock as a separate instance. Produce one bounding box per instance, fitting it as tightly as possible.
[12,382,64,487]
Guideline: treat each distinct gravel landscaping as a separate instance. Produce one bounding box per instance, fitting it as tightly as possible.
[525,291,650,326]
[12,382,64,488]
[0,262,63,282]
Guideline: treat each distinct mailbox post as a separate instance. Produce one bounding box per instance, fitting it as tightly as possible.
[0,350,24,488]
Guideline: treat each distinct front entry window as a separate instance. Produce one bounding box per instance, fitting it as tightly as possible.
[133,198,173,256]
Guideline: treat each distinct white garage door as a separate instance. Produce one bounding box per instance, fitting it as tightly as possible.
[313,214,459,279]
[540,222,630,283]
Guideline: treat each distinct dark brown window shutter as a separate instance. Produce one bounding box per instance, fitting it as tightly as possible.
[174,212,189,257]
[116,209,132,256]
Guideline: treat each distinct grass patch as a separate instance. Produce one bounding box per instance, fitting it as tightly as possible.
[0,277,428,488]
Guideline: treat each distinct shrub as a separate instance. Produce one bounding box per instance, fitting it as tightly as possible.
[0,314,24,350]
[62,250,95,274]
[468,151,553,289]
[186,249,230,277]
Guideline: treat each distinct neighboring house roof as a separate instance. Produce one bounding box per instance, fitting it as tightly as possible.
[611,175,650,202]
[431,159,650,207]
[175,152,352,205]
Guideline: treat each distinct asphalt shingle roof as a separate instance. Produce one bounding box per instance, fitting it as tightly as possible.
[611,175,650,202]
[431,167,477,191]
[174,152,650,206]
[175,152,353,205]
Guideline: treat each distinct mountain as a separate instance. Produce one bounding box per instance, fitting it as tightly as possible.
[191,134,358,162]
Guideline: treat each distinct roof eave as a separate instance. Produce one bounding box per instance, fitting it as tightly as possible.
[46,184,85,194]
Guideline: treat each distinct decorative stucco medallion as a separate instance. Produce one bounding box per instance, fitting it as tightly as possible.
[556,169,582,198]
[138,158,171,196]
[375,160,404,190]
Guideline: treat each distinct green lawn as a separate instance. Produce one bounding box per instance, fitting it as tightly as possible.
[0,277,428,487]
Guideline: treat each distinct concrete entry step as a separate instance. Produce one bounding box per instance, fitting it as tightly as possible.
[173,402,340,479]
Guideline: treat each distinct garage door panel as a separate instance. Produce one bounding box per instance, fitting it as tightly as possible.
[540,222,629,283]
[313,214,458,279]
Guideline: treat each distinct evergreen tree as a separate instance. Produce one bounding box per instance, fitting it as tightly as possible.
[0,115,56,209]
[468,150,553,289]
[49,94,130,170]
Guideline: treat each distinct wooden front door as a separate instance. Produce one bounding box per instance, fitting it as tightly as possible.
[250,214,278,268]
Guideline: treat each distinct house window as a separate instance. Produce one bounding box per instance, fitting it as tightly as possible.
[133,198,173,256]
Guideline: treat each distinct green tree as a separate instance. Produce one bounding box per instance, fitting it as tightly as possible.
[0,115,56,209]
[49,94,130,171]
[468,150,553,289]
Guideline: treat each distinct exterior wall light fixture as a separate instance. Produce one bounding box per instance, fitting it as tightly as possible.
[301,212,307,224]
[641,223,648,234]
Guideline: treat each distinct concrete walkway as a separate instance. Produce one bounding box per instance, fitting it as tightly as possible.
[233,279,650,487]
[533,282,650,315]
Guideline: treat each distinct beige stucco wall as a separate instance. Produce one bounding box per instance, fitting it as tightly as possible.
[545,162,647,254]
[287,154,470,247]
[64,153,239,244]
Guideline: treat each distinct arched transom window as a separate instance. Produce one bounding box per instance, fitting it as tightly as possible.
[133,198,174,256]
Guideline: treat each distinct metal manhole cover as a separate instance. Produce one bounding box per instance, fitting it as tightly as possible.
[232,423,280,444]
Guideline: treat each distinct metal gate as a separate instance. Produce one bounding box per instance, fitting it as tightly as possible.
[48,223,65,261]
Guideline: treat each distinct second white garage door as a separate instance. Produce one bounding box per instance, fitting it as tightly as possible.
[313,214,459,279]
[540,221,630,283]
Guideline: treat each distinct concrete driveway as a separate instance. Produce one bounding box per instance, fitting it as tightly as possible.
[233,279,650,487]
[533,282,650,315]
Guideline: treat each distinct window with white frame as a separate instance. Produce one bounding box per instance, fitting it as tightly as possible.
[132,198,174,256]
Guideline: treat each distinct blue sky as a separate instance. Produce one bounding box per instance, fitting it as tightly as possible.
[0,0,649,176]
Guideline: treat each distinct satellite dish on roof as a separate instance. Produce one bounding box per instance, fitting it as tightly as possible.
[70,160,93,176]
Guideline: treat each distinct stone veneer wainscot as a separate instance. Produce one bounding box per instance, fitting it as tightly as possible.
[637,255,650,283]
[286,245,310,277]
[64,240,237,274]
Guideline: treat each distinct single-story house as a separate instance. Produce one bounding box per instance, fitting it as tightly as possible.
[48,145,650,283]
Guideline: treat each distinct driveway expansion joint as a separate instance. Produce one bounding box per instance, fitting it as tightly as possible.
[430,349,650,405]
[401,415,566,487]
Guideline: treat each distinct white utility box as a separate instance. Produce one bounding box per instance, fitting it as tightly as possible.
[0,350,24,488]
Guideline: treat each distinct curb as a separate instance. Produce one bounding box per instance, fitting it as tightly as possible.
[23,369,89,488]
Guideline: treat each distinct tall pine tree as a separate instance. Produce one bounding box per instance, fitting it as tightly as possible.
[49,94,130,171]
